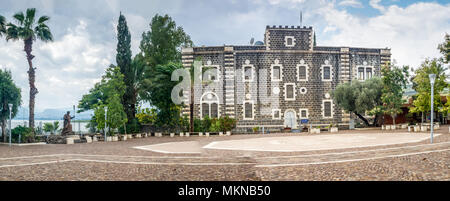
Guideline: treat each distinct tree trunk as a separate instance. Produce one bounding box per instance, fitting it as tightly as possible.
[392,115,396,127]
[25,38,37,132]
[189,85,194,132]
[372,114,380,127]
[421,112,424,124]
[354,112,370,126]
[1,119,5,142]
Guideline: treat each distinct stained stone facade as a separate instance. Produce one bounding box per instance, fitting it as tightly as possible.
[181,25,391,133]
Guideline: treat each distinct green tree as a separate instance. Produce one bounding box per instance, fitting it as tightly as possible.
[43,121,59,134]
[332,77,383,126]
[410,58,447,122]
[0,69,22,142]
[139,14,193,70]
[116,13,136,123]
[140,62,184,129]
[94,102,107,133]
[0,15,6,36]
[78,65,126,112]
[106,94,128,135]
[437,33,449,64]
[381,63,409,126]
[5,8,53,131]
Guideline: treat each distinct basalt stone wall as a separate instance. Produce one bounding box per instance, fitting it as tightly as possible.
[265,25,313,51]
[182,26,391,133]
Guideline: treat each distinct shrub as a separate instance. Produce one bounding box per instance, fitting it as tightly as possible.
[193,118,204,132]
[11,126,34,143]
[202,116,212,132]
[252,127,259,133]
[220,116,236,132]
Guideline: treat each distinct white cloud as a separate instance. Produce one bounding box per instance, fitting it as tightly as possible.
[370,0,386,12]
[339,0,363,8]
[0,19,114,110]
[318,2,450,69]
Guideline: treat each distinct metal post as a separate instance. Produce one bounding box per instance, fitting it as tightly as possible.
[104,107,107,142]
[429,74,436,144]
[8,104,12,147]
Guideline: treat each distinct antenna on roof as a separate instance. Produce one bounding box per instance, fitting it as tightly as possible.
[300,11,303,27]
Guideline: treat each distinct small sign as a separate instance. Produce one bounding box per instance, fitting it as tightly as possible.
[301,119,309,124]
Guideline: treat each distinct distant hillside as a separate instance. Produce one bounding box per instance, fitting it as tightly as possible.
[13,107,93,120]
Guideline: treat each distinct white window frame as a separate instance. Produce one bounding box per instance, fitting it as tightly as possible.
[297,62,309,81]
[322,100,334,118]
[299,109,309,119]
[284,36,296,47]
[356,62,374,81]
[203,64,220,83]
[321,64,333,81]
[284,83,296,101]
[200,92,220,119]
[242,63,255,82]
[272,109,281,120]
[271,59,283,82]
[243,100,255,120]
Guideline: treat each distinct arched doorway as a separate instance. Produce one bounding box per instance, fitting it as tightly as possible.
[284,109,297,129]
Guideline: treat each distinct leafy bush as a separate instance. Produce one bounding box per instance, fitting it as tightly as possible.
[202,116,212,132]
[193,116,236,132]
[136,107,157,124]
[252,127,259,133]
[43,121,60,134]
[220,116,236,132]
[11,126,33,143]
[193,118,203,132]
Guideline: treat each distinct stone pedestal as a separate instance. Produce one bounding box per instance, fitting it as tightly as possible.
[92,136,98,142]
[170,133,175,137]
[185,133,190,137]
[66,138,74,144]
[219,132,223,136]
[226,131,231,136]
[85,136,92,143]
[205,132,209,137]
[330,127,338,133]
[198,132,203,136]
[180,132,184,137]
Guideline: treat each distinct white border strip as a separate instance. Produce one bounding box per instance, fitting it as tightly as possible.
[255,148,450,167]
[203,133,440,152]
[256,141,450,159]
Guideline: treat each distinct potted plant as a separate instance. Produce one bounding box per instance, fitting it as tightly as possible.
[329,124,338,133]
[252,127,259,134]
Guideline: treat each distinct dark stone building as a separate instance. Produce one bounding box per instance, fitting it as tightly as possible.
[181,25,391,133]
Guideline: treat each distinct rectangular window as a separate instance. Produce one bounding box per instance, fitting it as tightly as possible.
[244,102,253,119]
[324,101,332,117]
[323,66,331,80]
[209,67,218,81]
[244,66,252,81]
[286,85,294,99]
[287,38,293,46]
[366,68,372,79]
[358,67,365,80]
[298,66,306,80]
[210,103,218,118]
[273,66,281,80]
[202,103,209,118]
[273,110,280,119]
[300,109,308,118]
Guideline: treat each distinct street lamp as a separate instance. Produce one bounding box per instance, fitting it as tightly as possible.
[104,107,108,142]
[8,104,12,147]
[429,74,436,144]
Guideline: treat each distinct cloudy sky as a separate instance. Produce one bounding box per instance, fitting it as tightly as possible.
[0,0,449,112]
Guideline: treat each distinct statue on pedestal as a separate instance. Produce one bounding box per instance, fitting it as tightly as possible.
[61,111,75,135]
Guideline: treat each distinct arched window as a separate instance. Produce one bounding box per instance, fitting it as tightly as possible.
[200,92,219,119]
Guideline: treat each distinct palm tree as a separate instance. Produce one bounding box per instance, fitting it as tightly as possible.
[0,15,6,36]
[5,8,53,131]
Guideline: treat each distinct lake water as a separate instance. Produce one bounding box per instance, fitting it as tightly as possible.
[1,120,90,135]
